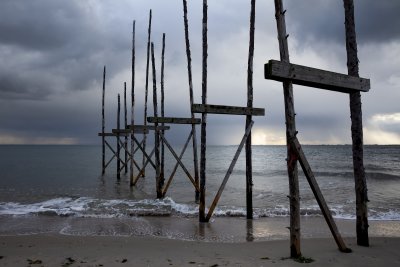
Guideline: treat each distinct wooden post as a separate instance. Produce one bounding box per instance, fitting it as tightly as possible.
[117,94,121,180]
[183,0,200,203]
[130,20,136,186]
[151,42,162,198]
[274,0,301,257]
[143,9,152,177]
[199,0,208,223]
[102,66,106,175]
[343,0,369,247]
[160,33,166,188]
[124,82,128,174]
[245,0,256,220]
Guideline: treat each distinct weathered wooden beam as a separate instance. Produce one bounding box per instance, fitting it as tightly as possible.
[130,20,136,186]
[205,121,254,222]
[183,0,200,203]
[112,128,149,135]
[124,82,128,174]
[274,0,301,258]
[192,104,265,116]
[344,0,369,247]
[199,0,208,223]
[147,117,201,125]
[265,59,370,93]
[143,9,152,177]
[117,94,121,180]
[151,42,162,199]
[127,125,170,131]
[160,33,166,191]
[101,66,106,175]
[291,137,351,253]
[246,0,256,220]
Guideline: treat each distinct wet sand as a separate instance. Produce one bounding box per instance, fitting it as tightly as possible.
[1,235,400,266]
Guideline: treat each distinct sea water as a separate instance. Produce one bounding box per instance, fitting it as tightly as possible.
[0,145,399,241]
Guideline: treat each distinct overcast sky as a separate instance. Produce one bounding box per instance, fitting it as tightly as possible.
[0,0,399,145]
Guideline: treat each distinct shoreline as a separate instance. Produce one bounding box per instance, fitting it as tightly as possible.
[1,215,400,242]
[1,235,400,266]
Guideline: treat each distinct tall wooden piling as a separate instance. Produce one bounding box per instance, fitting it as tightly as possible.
[143,9,152,177]
[117,94,121,180]
[130,21,136,185]
[160,33,166,187]
[199,0,208,222]
[151,42,162,198]
[343,0,369,247]
[124,82,128,174]
[274,0,301,257]
[102,66,106,175]
[245,0,256,220]
[183,0,200,202]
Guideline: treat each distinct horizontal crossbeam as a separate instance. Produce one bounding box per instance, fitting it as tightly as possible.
[126,125,170,131]
[111,129,149,135]
[264,59,370,93]
[192,104,265,116]
[147,117,201,125]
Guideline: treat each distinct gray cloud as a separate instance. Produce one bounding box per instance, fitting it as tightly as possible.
[285,0,400,45]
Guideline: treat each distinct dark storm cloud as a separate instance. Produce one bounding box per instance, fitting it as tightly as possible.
[0,0,87,51]
[0,0,134,100]
[285,0,400,44]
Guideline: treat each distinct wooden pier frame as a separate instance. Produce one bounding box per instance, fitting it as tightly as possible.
[193,105,264,222]
[148,32,200,199]
[265,0,370,256]
[148,116,201,197]
[196,0,265,222]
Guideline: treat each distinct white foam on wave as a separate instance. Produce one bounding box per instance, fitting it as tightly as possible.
[0,197,91,216]
[1,197,399,221]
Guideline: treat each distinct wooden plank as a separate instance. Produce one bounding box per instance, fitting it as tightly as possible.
[265,59,370,93]
[205,121,254,222]
[147,117,201,125]
[274,0,301,258]
[127,125,170,131]
[192,104,265,116]
[291,137,351,253]
[344,0,369,247]
[112,129,149,135]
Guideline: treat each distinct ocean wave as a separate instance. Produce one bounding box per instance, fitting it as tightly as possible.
[1,197,399,221]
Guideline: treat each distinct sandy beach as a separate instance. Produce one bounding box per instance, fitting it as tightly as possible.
[0,234,399,267]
